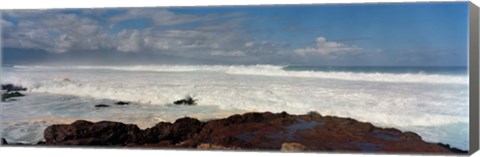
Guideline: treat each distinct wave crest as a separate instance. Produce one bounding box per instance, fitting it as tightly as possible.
[12,65,468,84]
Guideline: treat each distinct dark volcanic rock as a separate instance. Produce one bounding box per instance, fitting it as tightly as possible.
[44,120,141,146]
[42,112,465,154]
[2,91,25,102]
[1,84,27,92]
[1,84,27,102]
[36,141,46,145]
[437,143,468,154]
[174,96,197,105]
[94,104,110,108]
[115,101,130,105]
[141,122,173,143]
[0,138,38,145]
[138,117,204,146]
[170,117,203,143]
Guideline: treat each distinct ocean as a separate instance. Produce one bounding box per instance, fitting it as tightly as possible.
[0,65,469,150]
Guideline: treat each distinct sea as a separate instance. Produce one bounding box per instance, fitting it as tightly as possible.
[0,65,469,150]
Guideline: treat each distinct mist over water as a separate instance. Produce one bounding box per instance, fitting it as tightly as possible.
[1,65,469,150]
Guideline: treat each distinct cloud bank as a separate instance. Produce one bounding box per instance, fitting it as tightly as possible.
[294,37,362,56]
[1,4,467,66]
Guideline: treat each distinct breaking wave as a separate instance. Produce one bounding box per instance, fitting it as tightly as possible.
[12,65,467,84]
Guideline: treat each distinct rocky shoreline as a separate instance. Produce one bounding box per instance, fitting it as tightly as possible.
[1,111,468,154]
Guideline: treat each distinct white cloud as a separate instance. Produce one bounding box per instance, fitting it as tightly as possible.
[2,9,285,59]
[244,41,254,47]
[1,19,14,28]
[109,9,243,27]
[210,50,246,57]
[196,18,245,31]
[3,12,110,53]
[294,37,362,56]
[115,29,143,52]
[109,9,200,26]
[141,29,241,52]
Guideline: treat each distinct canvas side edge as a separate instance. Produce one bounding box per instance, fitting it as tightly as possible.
[469,1,479,155]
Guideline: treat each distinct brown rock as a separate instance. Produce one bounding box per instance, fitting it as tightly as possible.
[140,122,172,143]
[281,142,306,152]
[42,112,466,154]
[44,120,141,146]
[170,117,203,143]
[197,143,241,150]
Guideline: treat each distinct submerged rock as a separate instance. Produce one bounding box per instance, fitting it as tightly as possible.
[115,101,130,105]
[1,84,27,102]
[1,84,27,92]
[42,111,465,154]
[94,104,110,108]
[2,91,25,102]
[174,96,197,105]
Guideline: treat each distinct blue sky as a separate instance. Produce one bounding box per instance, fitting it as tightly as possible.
[1,2,469,66]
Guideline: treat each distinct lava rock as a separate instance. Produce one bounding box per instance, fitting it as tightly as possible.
[115,101,130,105]
[140,122,173,143]
[1,138,7,145]
[170,117,203,143]
[2,91,25,102]
[1,84,27,92]
[36,141,46,145]
[95,104,110,108]
[42,111,466,154]
[44,120,142,146]
[173,96,197,105]
[437,143,468,154]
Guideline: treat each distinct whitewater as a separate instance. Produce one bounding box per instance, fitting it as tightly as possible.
[0,65,469,150]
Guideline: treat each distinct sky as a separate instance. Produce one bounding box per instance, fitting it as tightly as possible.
[0,2,470,66]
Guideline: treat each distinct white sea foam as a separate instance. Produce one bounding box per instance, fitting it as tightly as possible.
[13,65,468,84]
[1,65,470,149]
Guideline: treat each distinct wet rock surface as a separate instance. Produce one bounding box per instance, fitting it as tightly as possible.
[173,96,197,105]
[94,104,110,108]
[115,101,130,105]
[436,143,468,154]
[42,112,466,154]
[1,84,27,92]
[1,84,27,102]
[1,92,25,101]
[44,120,142,146]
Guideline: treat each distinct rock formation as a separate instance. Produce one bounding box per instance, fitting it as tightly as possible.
[43,111,467,154]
